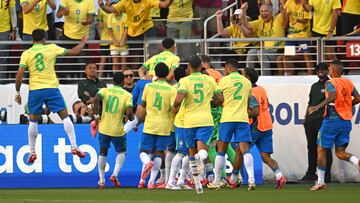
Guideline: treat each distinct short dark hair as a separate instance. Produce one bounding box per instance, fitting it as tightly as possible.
[315,62,328,71]
[174,67,187,82]
[162,38,175,50]
[84,62,96,69]
[225,59,239,70]
[331,59,343,67]
[189,55,202,70]
[244,68,259,84]
[113,72,125,85]
[155,63,169,78]
[200,55,211,64]
[32,29,46,42]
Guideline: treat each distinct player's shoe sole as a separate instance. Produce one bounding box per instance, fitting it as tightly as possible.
[71,148,86,158]
[207,181,225,190]
[310,183,327,191]
[141,161,154,180]
[195,186,204,194]
[275,176,286,190]
[110,176,121,187]
[27,152,37,164]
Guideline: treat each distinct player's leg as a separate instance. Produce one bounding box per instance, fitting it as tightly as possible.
[139,133,155,182]
[227,145,243,188]
[164,132,176,184]
[109,136,127,187]
[196,127,213,186]
[177,155,191,189]
[148,135,167,189]
[97,133,110,188]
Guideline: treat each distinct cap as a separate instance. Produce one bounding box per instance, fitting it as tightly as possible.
[315,63,328,71]
[234,9,243,16]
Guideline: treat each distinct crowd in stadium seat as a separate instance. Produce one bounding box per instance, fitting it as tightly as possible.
[0,0,359,82]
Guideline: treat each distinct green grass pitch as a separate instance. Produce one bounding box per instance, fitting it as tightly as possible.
[0,183,359,203]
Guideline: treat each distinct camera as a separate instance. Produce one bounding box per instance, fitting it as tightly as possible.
[0,107,7,123]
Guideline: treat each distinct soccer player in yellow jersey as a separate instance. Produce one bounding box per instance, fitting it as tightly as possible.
[166,0,193,39]
[14,29,88,163]
[283,0,313,75]
[98,0,173,38]
[207,59,255,191]
[92,72,134,189]
[137,63,177,189]
[0,0,17,81]
[173,55,224,194]
[21,0,56,40]
[138,38,180,82]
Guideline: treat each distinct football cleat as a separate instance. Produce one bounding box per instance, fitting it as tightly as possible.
[178,183,193,190]
[138,181,145,189]
[98,182,105,189]
[165,182,181,190]
[90,120,98,138]
[110,176,121,187]
[71,148,86,158]
[225,176,238,189]
[201,178,209,186]
[195,185,204,194]
[147,183,156,190]
[310,183,327,191]
[248,181,256,191]
[275,176,286,190]
[27,152,37,164]
[156,183,166,189]
[141,161,154,180]
[207,181,225,190]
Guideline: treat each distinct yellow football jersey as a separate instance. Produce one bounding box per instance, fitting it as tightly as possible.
[178,72,221,128]
[19,44,66,90]
[167,0,193,22]
[219,72,252,123]
[143,50,180,76]
[309,0,341,35]
[113,0,159,37]
[20,0,48,34]
[97,9,111,46]
[250,14,285,47]
[107,12,128,51]
[142,80,177,136]
[98,86,133,137]
[0,0,15,32]
[285,0,312,38]
[343,0,360,15]
[60,0,96,39]
[225,25,252,54]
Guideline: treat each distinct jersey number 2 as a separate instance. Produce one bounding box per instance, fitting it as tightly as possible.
[234,82,243,100]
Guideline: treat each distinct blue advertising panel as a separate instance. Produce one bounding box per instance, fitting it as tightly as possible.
[0,124,262,188]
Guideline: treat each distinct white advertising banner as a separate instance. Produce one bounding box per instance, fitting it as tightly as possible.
[1,76,360,182]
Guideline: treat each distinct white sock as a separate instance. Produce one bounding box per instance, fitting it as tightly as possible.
[112,152,125,177]
[206,162,214,182]
[139,152,150,165]
[165,151,175,183]
[63,116,77,148]
[178,156,189,185]
[28,121,38,153]
[189,159,202,190]
[229,172,239,184]
[149,156,162,184]
[139,163,145,183]
[214,154,226,183]
[198,149,208,161]
[244,152,255,183]
[317,167,326,184]
[349,155,359,165]
[158,168,165,182]
[98,155,106,183]
[168,154,183,185]
[274,169,283,180]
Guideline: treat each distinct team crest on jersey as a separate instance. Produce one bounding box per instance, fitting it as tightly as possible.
[76,10,80,15]
[116,25,120,30]
[35,4,40,11]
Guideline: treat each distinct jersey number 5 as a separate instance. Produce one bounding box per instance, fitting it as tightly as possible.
[153,92,163,111]
[35,53,45,72]
[105,95,120,113]
[194,83,204,103]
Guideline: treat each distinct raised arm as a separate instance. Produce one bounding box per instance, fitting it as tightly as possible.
[21,0,42,14]
[98,0,116,14]
[65,36,88,56]
[215,10,230,37]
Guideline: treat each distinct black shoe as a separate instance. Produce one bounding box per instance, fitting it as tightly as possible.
[301,173,318,181]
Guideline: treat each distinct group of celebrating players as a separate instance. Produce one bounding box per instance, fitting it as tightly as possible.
[14,29,360,195]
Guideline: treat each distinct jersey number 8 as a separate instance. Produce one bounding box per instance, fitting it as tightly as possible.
[35,53,45,72]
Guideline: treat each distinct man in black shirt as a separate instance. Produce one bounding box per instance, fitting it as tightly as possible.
[77,63,107,104]
[302,63,333,182]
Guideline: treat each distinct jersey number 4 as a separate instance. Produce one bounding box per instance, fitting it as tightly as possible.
[153,92,163,111]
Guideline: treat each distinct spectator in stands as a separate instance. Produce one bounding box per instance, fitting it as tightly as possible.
[200,55,222,83]
[282,0,313,75]
[21,0,56,40]
[123,68,135,93]
[303,0,341,60]
[302,63,332,183]
[193,0,222,37]
[72,100,93,117]
[108,9,128,72]
[96,7,111,78]
[0,0,17,83]
[216,8,252,66]
[53,0,64,40]
[242,2,286,75]
[56,0,95,75]
[77,63,107,104]
[167,0,194,60]
[341,0,359,36]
